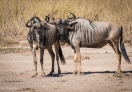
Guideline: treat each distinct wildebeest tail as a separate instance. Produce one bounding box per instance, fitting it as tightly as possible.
[58,45,66,65]
[120,26,131,63]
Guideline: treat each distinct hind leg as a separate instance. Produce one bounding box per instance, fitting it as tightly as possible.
[109,40,122,73]
[114,43,122,74]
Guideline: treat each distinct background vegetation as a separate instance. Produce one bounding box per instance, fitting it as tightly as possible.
[0,0,132,46]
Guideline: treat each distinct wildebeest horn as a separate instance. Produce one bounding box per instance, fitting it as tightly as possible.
[25,17,41,28]
[33,17,41,23]
[62,12,76,23]
[25,19,32,28]
[45,14,50,23]
[69,12,76,20]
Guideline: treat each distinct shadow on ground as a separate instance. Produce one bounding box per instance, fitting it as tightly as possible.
[45,70,132,77]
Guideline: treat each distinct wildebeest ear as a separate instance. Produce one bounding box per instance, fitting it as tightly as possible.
[66,26,75,31]
[69,22,78,27]
[32,23,41,29]
[48,19,60,25]
[66,22,78,31]
[48,20,57,25]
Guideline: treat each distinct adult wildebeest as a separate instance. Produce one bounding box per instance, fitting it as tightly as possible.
[49,13,131,75]
[26,16,66,77]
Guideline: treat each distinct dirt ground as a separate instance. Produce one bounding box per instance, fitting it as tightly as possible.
[0,43,132,92]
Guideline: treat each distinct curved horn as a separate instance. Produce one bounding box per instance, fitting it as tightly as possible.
[25,19,32,28]
[45,14,50,23]
[25,17,41,28]
[69,12,76,20]
[33,17,41,23]
[62,12,76,23]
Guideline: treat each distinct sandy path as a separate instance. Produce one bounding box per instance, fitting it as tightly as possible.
[0,44,132,92]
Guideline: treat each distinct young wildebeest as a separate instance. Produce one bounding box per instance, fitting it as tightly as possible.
[26,16,66,77]
[49,13,131,75]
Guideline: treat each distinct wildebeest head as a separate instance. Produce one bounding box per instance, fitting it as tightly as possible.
[49,13,78,44]
[26,16,41,49]
[26,15,50,49]
[28,22,50,48]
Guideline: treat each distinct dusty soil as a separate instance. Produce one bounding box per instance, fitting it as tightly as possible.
[0,43,132,92]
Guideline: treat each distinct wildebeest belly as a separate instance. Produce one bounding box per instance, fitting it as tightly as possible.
[80,33,108,47]
[80,40,109,48]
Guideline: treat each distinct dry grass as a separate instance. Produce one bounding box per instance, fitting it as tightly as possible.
[0,0,132,46]
[0,48,30,54]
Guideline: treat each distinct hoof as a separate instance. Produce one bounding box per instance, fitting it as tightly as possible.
[73,71,77,75]
[77,73,82,75]
[47,71,54,75]
[58,70,61,74]
[116,70,122,74]
[41,75,46,77]
[41,73,45,77]
[49,71,55,75]
[113,73,122,78]
[31,75,37,78]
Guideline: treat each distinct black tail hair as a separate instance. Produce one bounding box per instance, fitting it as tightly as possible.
[120,26,131,63]
[58,45,66,65]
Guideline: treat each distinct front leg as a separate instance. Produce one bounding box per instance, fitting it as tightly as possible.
[40,48,45,77]
[73,45,82,75]
[73,53,78,74]
[32,49,38,78]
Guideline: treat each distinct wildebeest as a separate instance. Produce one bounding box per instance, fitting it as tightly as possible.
[49,13,131,75]
[26,16,66,77]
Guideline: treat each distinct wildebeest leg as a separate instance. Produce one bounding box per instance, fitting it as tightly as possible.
[54,41,61,74]
[109,40,122,73]
[40,48,45,77]
[73,45,81,75]
[108,41,116,52]
[32,49,38,78]
[73,53,78,74]
[47,47,55,75]
[114,42,122,74]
